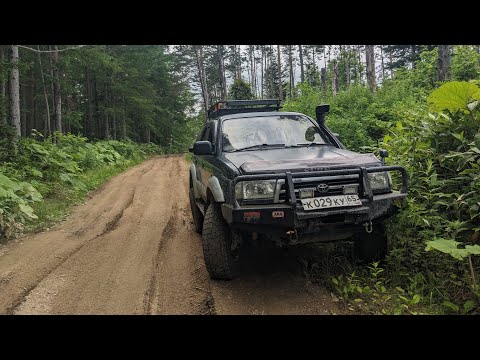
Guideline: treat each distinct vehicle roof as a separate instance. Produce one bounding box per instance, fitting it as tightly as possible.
[215,111,309,121]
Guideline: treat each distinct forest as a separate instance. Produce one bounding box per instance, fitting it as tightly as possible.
[1,44,480,314]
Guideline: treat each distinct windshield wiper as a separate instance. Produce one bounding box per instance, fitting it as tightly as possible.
[292,142,329,148]
[228,143,286,152]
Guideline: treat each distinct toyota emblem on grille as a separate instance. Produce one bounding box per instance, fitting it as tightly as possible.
[317,183,329,193]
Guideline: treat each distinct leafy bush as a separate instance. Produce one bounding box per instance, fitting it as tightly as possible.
[382,81,480,312]
[0,173,42,240]
[0,133,163,240]
[452,46,480,82]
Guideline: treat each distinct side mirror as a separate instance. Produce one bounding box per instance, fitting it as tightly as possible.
[332,132,342,142]
[379,149,389,165]
[193,141,213,155]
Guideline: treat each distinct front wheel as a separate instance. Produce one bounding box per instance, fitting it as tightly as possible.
[354,222,387,263]
[202,202,240,280]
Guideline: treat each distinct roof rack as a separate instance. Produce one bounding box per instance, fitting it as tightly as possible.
[207,99,282,119]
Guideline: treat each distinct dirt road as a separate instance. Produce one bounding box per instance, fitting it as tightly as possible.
[0,156,341,315]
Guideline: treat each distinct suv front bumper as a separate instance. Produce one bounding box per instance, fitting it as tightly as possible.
[221,166,408,240]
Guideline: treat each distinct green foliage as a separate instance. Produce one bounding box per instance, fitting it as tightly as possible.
[0,173,42,239]
[229,78,254,100]
[452,46,480,81]
[381,80,480,313]
[331,262,428,314]
[427,81,480,113]
[425,239,480,261]
[287,58,480,313]
[283,82,420,151]
[0,133,163,240]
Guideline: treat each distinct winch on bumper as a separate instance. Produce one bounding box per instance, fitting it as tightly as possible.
[221,166,408,244]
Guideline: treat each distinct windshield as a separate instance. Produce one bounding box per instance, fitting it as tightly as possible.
[222,114,329,151]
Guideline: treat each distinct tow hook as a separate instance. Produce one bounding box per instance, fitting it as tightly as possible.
[286,229,298,243]
[363,221,373,234]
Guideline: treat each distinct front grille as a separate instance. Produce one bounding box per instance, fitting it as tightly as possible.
[278,174,360,202]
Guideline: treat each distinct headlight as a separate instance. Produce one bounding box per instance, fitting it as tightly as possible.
[368,172,391,192]
[235,180,276,200]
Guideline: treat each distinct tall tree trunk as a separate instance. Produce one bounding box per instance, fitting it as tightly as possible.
[146,127,150,143]
[269,45,274,98]
[0,46,6,124]
[380,45,385,81]
[437,45,451,82]
[357,45,363,84]
[236,45,242,80]
[345,45,351,89]
[112,110,117,140]
[232,45,237,81]
[93,74,100,139]
[194,45,209,118]
[21,82,26,137]
[298,45,305,83]
[52,46,62,134]
[365,45,377,93]
[323,46,326,69]
[122,103,127,140]
[48,46,55,137]
[320,67,326,99]
[260,45,264,98]
[86,69,94,138]
[104,83,110,140]
[388,51,394,79]
[37,46,51,137]
[217,45,227,99]
[27,73,35,136]
[411,45,417,69]
[9,45,21,136]
[277,45,283,99]
[31,75,37,134]
[249,45,256,97]
[332,60,339,96]
[288,45,294,97]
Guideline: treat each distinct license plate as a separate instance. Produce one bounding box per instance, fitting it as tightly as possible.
[301,195,362,211]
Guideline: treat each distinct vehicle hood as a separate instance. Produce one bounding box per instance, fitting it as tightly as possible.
[223,146,381,174]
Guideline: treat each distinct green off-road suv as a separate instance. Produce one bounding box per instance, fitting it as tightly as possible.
[189,100,408,280]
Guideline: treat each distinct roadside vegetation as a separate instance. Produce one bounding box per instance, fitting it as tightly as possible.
[0,131,163,241]
[283,46,480,314]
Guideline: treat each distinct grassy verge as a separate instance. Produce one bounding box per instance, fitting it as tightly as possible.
[26,156,146,234]
[299,242,442,315]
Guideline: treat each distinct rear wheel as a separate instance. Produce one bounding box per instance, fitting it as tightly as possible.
[354,222,387,263]
[202,202,240,280]
[189,187,204,233]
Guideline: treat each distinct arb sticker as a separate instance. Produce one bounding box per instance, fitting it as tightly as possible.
[272,211,284,218]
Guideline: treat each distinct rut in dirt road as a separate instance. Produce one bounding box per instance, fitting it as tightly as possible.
[0,155,342,315]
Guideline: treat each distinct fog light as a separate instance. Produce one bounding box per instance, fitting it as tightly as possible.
[299,188,315,199]
[343,185,358,195]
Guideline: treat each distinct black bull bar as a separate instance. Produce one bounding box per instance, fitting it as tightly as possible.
[232,166,408,209]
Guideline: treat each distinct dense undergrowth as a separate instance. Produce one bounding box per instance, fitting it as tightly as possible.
[0,132,163,241]
[284,47,480,314]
